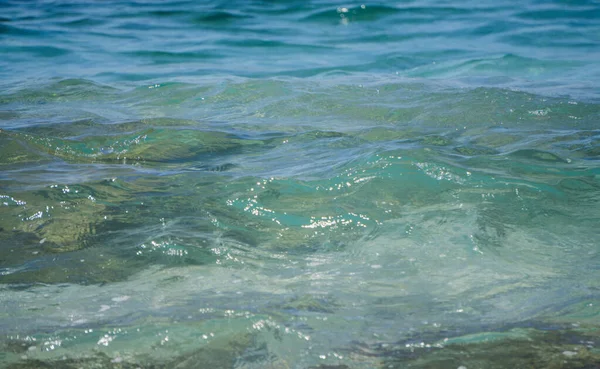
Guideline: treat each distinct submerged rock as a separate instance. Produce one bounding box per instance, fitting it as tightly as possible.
[4,331,257,369]
[375,325,600,369]
[508,149,569,163]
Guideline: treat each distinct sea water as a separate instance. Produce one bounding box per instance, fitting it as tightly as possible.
[1,0,599,368]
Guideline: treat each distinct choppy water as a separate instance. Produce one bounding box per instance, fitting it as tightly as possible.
[1,0,600,368]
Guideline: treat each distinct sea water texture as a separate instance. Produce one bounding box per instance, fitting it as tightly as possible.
[1,0,600,368]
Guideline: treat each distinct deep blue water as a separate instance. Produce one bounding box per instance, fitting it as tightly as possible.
[1,1,600,368]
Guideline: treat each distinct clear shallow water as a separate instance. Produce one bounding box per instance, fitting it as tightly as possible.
[1,0,600,368]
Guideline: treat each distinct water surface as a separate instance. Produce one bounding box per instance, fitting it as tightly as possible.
[1,0,600,368]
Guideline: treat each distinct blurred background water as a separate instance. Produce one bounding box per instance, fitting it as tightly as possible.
[1,0,600,368]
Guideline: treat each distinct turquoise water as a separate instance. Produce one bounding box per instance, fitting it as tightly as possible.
[1,0,600,368]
